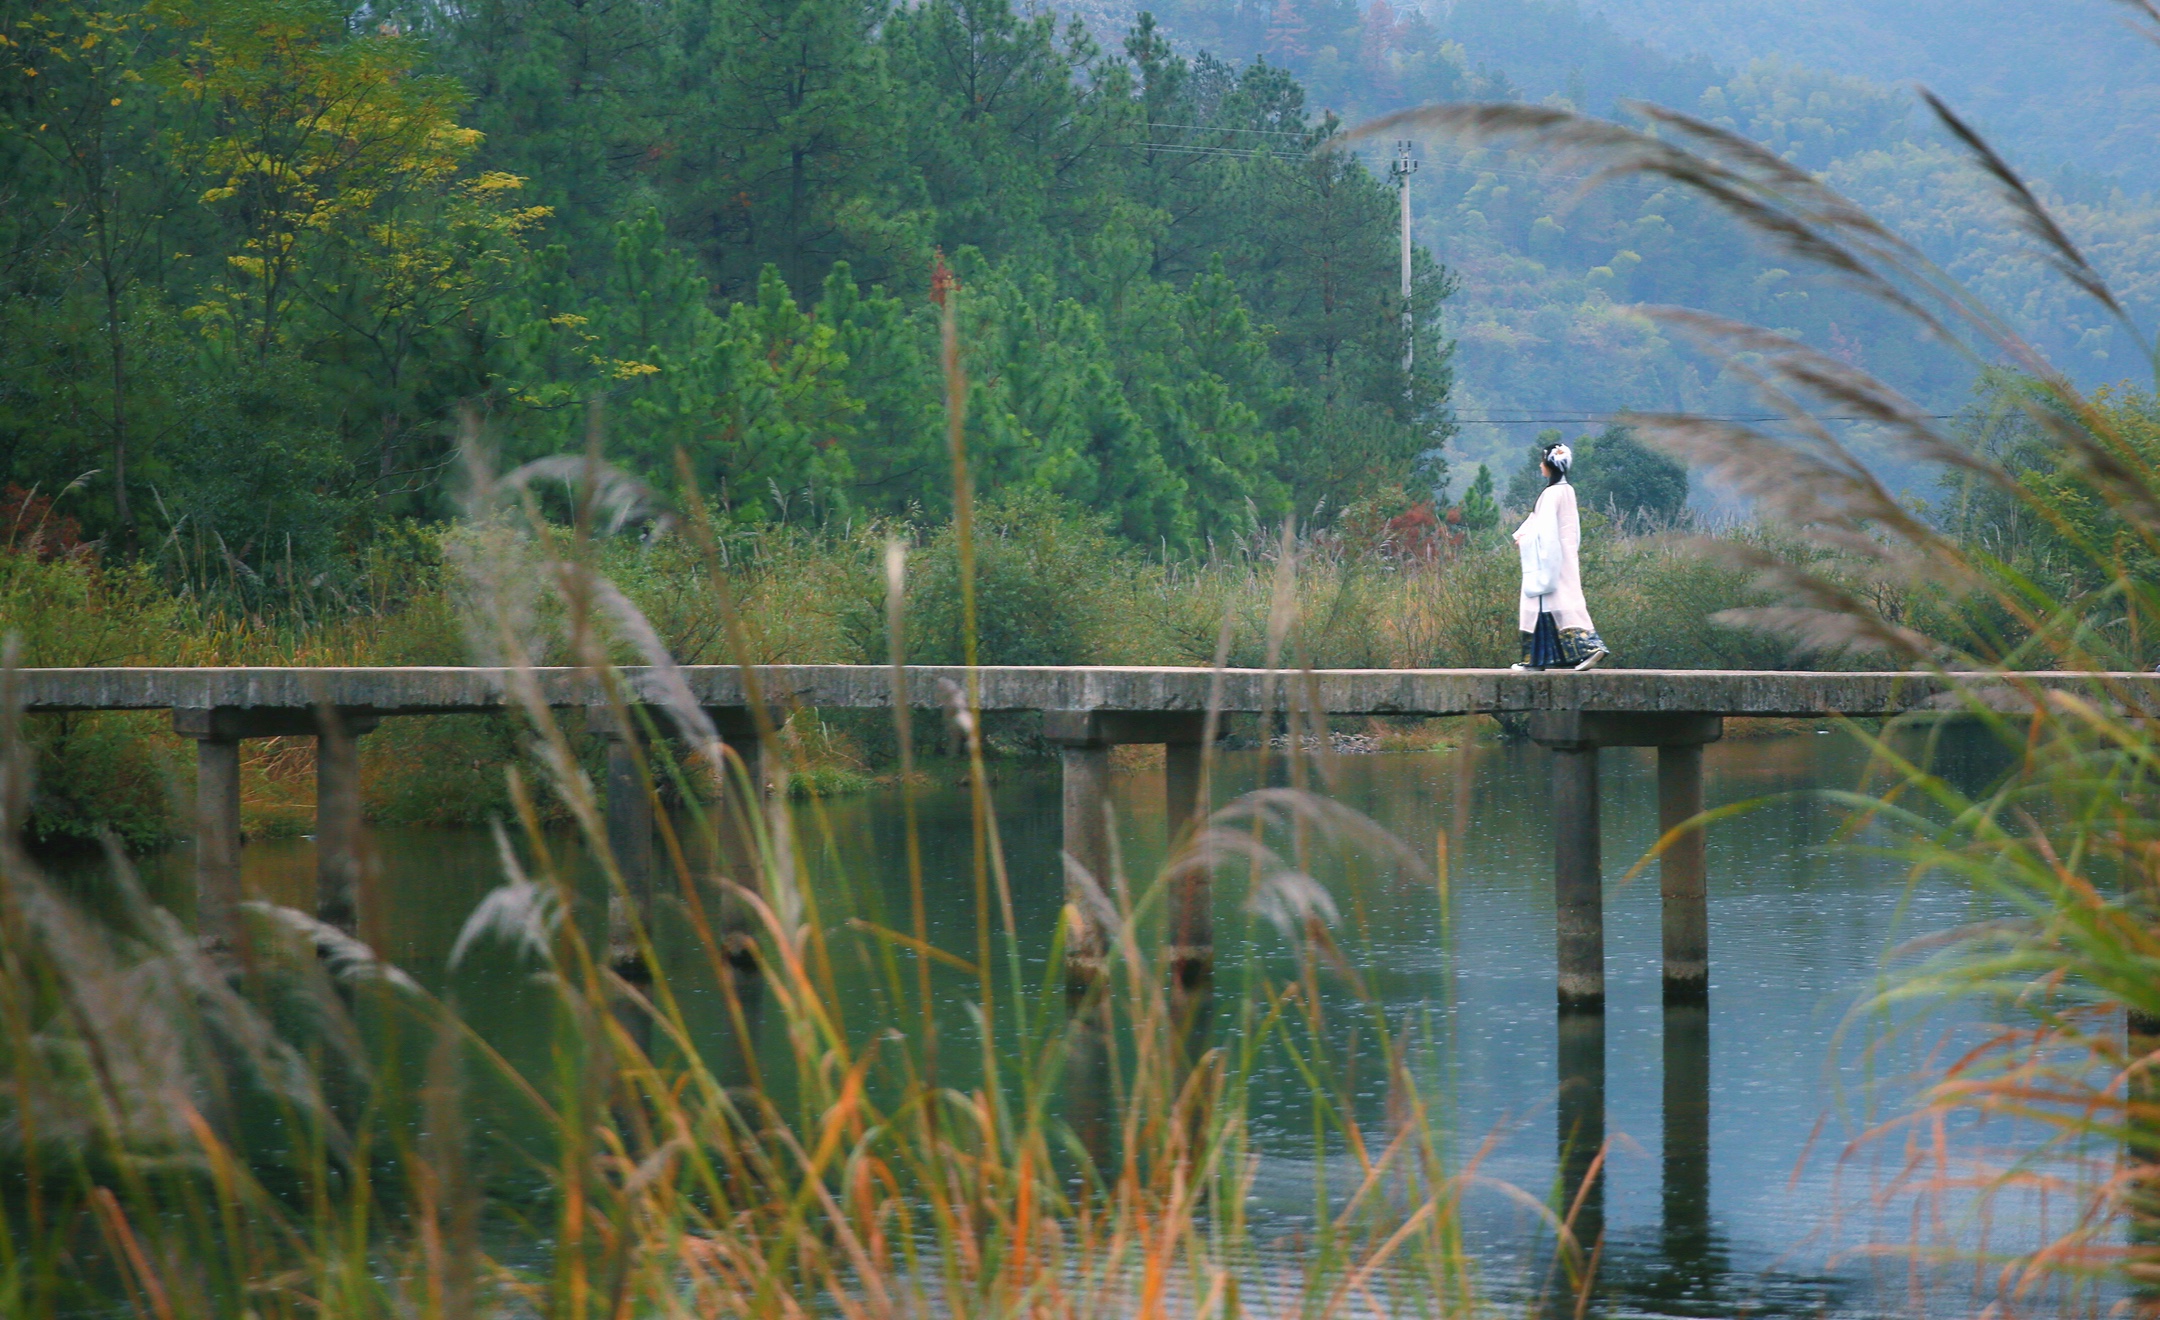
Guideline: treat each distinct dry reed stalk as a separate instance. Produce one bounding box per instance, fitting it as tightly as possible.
[1339,37,2160,1307]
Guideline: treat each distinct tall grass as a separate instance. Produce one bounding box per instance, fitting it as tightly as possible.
[27,47,2160,1311]
[1,415,1651,1316]
[1348,45,2160,1310]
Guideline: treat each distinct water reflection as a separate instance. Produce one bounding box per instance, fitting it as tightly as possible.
[1065,993,1117,1179]
[1555,1007,1606,1287]
[1555,1011,1607,1313]
[1660,1002,1714,1286]
[47,728,2021,1316]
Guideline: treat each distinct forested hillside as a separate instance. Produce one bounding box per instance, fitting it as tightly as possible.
[1124,0,2160,489]
[0,0,1449,578]
[8,0,2154,554]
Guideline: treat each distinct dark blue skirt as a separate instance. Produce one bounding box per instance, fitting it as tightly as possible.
[1529,609,1565,669]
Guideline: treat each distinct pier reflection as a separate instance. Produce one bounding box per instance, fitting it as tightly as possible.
[1592,1000,1744,1315]
[2128,1015,2160,1306]
[1067,993,1116,1180]
[1662,1003,1711,1258]
[1556,1007,1606,1273]
[1653,1001,1724,1305]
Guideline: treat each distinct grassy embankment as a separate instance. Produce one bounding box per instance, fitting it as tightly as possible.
[9,490,1905,851]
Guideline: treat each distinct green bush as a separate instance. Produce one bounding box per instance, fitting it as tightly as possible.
[27,712,181,850]
[1576,427,1687,520]
[903,490,1173,665]
[1502,424,1688,520]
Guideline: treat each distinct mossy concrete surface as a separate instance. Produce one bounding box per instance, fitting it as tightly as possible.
[17,664,2160,719]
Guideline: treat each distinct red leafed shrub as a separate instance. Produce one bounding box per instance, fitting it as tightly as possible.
[1384,501,1462,559]
[0,485,91,562]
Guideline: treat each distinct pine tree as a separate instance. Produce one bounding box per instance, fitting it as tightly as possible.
[670,0,891,295]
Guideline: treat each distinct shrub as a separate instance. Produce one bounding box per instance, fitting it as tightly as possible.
[903,489,1173,665]
[1501,425,1688,521]
[1458,463,1500,530]
[1573,425,1688,521]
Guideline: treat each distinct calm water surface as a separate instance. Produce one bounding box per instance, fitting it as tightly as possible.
[103,727,2047,1317]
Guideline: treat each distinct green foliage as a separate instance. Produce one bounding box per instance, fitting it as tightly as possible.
[0,550,191,844]
[1929,378,2160,662]
[1,0,1454,575]
[488,0,1458,536]
[1572,425,1687,520]
[1457,463,1498,530]
[25,712,178,849]
[903,490,1171,665]
[361,716,533,826]
[1499,425,1686,519]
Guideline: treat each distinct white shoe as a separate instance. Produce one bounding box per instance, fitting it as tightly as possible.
[1510,661,1535,671]
[1573,648,1610,671]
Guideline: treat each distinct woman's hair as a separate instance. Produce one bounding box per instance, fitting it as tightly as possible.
[1542,442,1573,486]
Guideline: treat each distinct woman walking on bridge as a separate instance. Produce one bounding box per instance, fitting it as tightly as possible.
[1512,442,1611,671]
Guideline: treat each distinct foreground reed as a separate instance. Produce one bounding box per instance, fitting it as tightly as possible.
[1348,26,2160,1310]
[0,422,1594,1317]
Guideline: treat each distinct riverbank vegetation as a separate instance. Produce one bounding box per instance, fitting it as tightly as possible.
[9,476,1929,848]
[9,0,2160,1306]
[1,510,1512,1317]
[18,368,2156,849]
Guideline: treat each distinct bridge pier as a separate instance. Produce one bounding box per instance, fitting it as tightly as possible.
[1044,710,1209,989]
[1658,743,1709,1003]
[175,715,243,950]
[1556,1005,1607,1260]
[1662,1000,1713,1262]
[1550,746,1604,1007]
[1164,737,1208,983]
[590,705,774,979]
[173,705,379,947]
[589,706,658,978]
[1530,711,1722,1011]
[314,710,378,934]
[710,708,777,972]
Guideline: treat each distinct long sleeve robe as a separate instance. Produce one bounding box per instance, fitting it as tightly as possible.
[1514,480,1595,633]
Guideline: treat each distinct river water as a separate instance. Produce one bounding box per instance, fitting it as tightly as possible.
[90,725,2063,1317]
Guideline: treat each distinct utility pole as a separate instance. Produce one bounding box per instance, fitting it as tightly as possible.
[1389,139,1418,384]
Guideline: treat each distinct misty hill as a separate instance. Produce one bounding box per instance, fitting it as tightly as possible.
[1596,0,2160,185]
[1111,0,2160,494]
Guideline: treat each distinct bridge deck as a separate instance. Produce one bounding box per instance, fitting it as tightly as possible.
[14,665,2157,718]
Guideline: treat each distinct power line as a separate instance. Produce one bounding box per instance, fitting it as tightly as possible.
[1126,141,1286,158]
[1141,121,1327,138]
[1120,133,1689,198]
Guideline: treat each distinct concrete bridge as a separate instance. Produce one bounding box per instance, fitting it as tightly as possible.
[17,665,2150,1007]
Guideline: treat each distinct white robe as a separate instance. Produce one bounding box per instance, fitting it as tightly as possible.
[1514,481,1595,633]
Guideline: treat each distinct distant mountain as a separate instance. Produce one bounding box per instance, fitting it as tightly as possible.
[1586,0,2160,188]
[1063,0,2160,503]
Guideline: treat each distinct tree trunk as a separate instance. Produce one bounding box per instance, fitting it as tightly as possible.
[106,276,130,552]
[377,412,402,516]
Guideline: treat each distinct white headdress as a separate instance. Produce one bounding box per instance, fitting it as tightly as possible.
[1544,443,1573,476]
